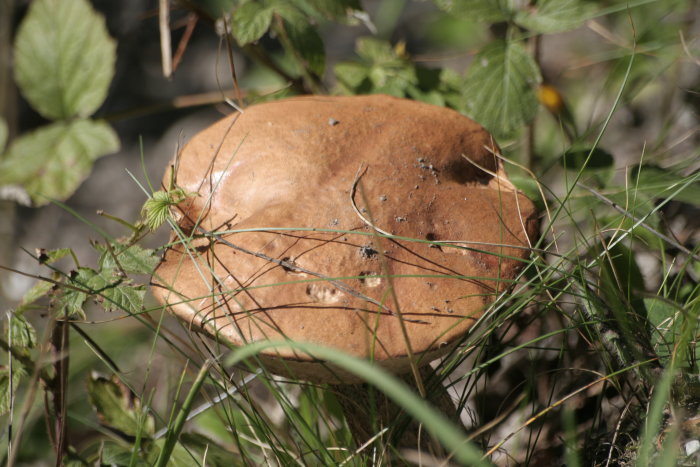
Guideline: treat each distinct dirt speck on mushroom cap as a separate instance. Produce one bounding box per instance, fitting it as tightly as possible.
[152,95,539,383]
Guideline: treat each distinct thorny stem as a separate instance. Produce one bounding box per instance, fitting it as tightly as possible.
[46,318,69,466]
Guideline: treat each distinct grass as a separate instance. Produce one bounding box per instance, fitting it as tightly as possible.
[2,1,699,465]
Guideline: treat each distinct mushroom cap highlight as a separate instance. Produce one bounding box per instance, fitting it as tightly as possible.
[152,95,539,383]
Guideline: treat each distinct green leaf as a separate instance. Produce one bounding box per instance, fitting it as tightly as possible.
[7,313,38,349]
[141,188,192,231]
[83,267,144,313]
[147,439,200,467]
[51,267,95,320]
[463,41,541,139]
[515,0,596,34]
[98,442,146,466]
[18,279,54,311]
[231,2,273,46]
[87,372,155,437]
[631,165,700,206]
[100,281,147,314]
[0,119,119,205]
[335,38,417,96]
[334,62,370,91]
[98,244,160,276]
[37,248,73,265]
[646,297,686,364]
[597,242,647,325]
[0,364,26,416]
[356,37,401,63]
[283,21,326,77]
[433,0,511,22]
[294,0,362,21]
[14,0,116,120]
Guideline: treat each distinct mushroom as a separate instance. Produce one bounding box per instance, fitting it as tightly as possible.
[151,95,539,453]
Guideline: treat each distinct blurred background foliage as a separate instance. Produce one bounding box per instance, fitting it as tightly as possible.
[0,0,699,465]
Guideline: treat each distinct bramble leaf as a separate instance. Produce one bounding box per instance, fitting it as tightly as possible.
[88,372,154,437]
[335,38,416,96]
[141,188,192,231]
[85,267,145,314]
[0,364,26,416]
[463,41,541,139]
[14,0,116,120]
[52,267,99,320]
[231,2,273,45]
[18,279,54,312]
[0,120,119,205]
[433,0,511,23]
[284,20,326,77]
[7,313,38,350]
[98,244,160,276]
[515,0,595,34]
[295,0,363,22]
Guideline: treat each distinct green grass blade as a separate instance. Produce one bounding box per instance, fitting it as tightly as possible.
[154,360,212,467]
[225,340,491,466]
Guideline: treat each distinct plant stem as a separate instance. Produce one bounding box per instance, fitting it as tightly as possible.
[332,366,459,459]
[47,319,69,466]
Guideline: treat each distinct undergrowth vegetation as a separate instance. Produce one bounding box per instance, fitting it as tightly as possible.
[1,0,698,465]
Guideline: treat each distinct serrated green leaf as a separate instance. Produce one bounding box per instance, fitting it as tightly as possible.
[293,0,362,21]
[0,118,7,153]
[463,41,541,139]
[231,2,273,46]
[356,37,400,63]
[14,0,116,120]
[88,373,155,437]
[99,442,146,466]
[141,188,192,231]
[98,244,160,276]
[101,282,147,314]
[334,62,370,91]
[0,119,119,205]
[0,364,26,416]
[18,280,54,311]
[336,38,417,96]
[631,165,700,206]
[515,0,595,34]
[284,21,325,76]
[52,268,95,320]
[7,313,38,349]
[433,0,511,22]
[82,268,131,313]
[37,248,73,265]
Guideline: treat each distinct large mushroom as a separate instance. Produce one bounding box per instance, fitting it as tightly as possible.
[151,94,538,452]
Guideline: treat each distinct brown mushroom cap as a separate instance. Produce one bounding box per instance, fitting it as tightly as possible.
[152,95,538,383]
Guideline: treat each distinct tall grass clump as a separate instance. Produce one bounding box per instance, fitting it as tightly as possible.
[1,0,698,465]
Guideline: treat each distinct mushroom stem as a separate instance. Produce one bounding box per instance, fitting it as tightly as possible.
[332,366,459,457]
